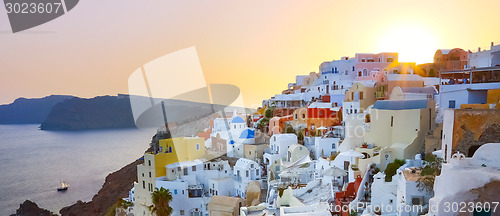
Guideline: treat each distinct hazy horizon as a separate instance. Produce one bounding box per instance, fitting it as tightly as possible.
[1,0,500,107]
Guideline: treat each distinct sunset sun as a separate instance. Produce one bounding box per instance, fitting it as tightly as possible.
[376,23,440,64]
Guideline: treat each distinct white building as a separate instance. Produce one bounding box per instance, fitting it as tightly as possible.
[368,156,430,216]
[210,115,255,158]
[208,177,235,197]
[467,42,500,69]
[429,143,500,216]
[264,134,298,165]
[314,136,340,159]
[156,176,206,216]
[233,158,263,198]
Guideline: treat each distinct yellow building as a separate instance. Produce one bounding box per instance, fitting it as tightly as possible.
[134,137,206,216]
[156,137,206,177]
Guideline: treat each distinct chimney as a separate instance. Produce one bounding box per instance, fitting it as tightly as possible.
[492,42,495,47]
[478,47,481,52]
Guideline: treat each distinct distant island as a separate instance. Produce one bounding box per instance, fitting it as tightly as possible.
[0,95,75,124]
[0,94,137,130]
[40,95,136,130]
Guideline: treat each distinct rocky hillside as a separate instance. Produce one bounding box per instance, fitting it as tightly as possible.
[59,158,143,216]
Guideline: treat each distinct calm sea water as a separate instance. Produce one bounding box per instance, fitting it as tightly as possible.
[0,124,156,215]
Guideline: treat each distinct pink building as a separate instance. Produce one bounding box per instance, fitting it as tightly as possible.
[354,53,415,78]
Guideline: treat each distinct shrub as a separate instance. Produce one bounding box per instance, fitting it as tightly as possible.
[384,162,400,182]
[394,159,406,167]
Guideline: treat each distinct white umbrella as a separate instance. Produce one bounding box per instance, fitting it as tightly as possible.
[279,170,297,178]
[339,150,365,166]
[317,126,327,130]
[341,150,365,158]
[323,166,348,177]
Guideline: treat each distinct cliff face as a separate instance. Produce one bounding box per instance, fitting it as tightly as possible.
[0,95,74,124]
[40,95,137,130]
[59,158,143,216]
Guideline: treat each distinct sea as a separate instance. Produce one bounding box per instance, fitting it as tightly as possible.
[0,124,156,215]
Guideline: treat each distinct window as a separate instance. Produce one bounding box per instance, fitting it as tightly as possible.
[449,100,456,108]
[234,125,236,129]
[251,164,254,168]
[391,116,394,127]
[412,197,422,205]
[352,66,355,71]
[246,170,249,177]
[249,151,251,155]
[178,167,181,172]
[148,160,151,166]
[196,144,199,150]
[149,172,151,178]
[361,58,366,62]
[192,166,196,171]
[180,210,184,215]
[387,57,394,62]
[142,181,145,189]
[169,147,172,153]
[174,189,177,195]
[360,92,364,100]
[142,173,144,177]
[256,169,259,175]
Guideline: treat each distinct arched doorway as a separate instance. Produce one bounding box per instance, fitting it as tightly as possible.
[468,145,482,157]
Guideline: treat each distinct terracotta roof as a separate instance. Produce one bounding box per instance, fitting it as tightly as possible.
[402,168,421,181]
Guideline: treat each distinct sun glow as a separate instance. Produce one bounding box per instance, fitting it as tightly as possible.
[376,23,440,65]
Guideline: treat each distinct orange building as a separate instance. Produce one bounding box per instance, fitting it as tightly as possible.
[306,102,341,134]
[434,48,468,71]
[268,115,294,135]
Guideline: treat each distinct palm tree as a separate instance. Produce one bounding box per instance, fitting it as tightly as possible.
[149,187,173,216]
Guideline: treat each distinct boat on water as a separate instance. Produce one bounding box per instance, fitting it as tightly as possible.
[57,181,69,191]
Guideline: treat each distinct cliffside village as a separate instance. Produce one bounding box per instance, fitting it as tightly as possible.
[123,42,500,216]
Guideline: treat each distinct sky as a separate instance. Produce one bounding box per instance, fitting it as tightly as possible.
[1,0,500,108]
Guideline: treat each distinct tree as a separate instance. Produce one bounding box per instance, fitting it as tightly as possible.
[264,107,274,119]
[417,155,443,194]
[297,130,304,141]
[149,187,173,216]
